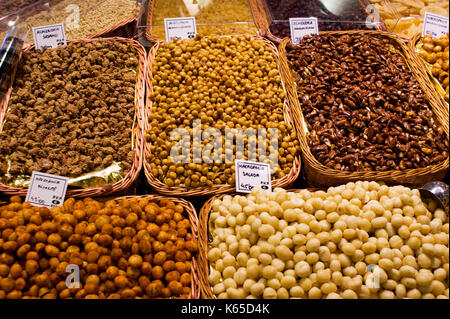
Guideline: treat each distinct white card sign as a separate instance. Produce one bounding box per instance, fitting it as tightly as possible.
[25,171,69,208]
[32,23,67,50]
[289,17,319,44]
[422,12,449,38]
[164,17,197,42]
[235,160,272,193]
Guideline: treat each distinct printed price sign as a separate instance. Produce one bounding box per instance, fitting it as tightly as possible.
[235,160,272,193]
[422,12,449,38]
[25,172,69,208]
[164,17,197,42]
[32,23,67,51]
[289,17,319,44]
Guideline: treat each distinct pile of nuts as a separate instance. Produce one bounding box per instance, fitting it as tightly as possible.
[417,33,449,103]
[368,0,398,31]
[286,34,448,172]
[265,0,373,38]
[0,0,139,45]
[0,196,198,299]
[147,35,300,188]
[0,41,138,179]
[68,0,140,39]
[207,182,449,299]
[0,0,40,17]
[151,0,257,39]
[369,0,449,38]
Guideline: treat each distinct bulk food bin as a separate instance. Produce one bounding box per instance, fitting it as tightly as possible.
[254,0,388,43]
[143,35,301,197]
[143,0,261,42]
[0,0,141,46]
[410,32,449,114]
[198,184,449,299]
[0,194,200,299]
[368,0,449,39]
[0,37,147,198]
[279,30,449,187]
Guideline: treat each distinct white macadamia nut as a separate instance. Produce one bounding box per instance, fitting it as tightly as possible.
[208,183,449,299]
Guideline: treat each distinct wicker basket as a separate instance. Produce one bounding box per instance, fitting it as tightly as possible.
[253,0,389,44]
[0,193,201,299]
[143,36,301,197]
[409,32,449,117]
[144,0,262,42]
[115,194,201,299]
[0,37,147,198]
[279,30,449,187]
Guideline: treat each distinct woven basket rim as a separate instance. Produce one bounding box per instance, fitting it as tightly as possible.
[143,35,301,197]
[0,37,147,198]
[280,30,449,187]
[252,0,389,44]
[113,194,201,299]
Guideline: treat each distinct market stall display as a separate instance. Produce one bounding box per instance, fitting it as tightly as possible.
[144,34,301,196]
[199,182,449,299]
[280,31,449,186]
[412,33,449,107]
[145,0,259,42]
[0,0,140,45]
[0,38,146,197]
[368,0,449,39]
[255,0,387,43]
[0,195,200,299]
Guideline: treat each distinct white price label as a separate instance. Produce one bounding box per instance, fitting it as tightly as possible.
[422,12,449,38]
[32,23,67,51]
[235,160,272,194]
[164,17,197,42]
[25,172,69,208]
[289,17,319,44]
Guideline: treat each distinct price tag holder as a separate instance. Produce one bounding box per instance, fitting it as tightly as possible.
[25,172,69,208]
[32,23,67,51]
[422,12,449,38]
[235,160,272,193]
[164,17,197,42]
[289,17,319,44]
